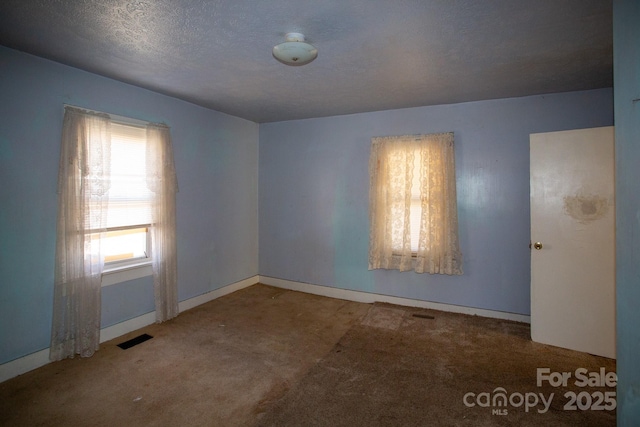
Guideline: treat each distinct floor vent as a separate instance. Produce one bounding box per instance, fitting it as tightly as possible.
[117,333,153,350]
[412,313,435,320]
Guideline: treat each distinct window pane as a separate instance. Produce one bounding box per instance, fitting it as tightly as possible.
[102,227,148,263]
[102,122,152,265]
[107,123,153,228]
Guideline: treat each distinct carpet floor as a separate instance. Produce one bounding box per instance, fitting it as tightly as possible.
[0,284,616,426]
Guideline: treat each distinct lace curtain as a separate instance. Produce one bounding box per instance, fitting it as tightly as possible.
[51,107,111,360]
[51,107,179,361]
[146,124,179,322]
[368,133,463,275]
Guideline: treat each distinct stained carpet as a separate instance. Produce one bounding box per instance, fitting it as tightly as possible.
[256,303,616,426]
[0,285,615,426]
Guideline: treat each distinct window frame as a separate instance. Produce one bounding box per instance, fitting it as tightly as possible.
[74,108,155,284]
[384,145,423,258]
[101,224,152,267]
[368,132,463,274]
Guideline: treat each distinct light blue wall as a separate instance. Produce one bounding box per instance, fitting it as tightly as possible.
[614,0,640,424]
[0,46,259,364]
[0,42,620,374]
[259,89,613,316]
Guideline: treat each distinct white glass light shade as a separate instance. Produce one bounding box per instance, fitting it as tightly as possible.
[272,32,318,66]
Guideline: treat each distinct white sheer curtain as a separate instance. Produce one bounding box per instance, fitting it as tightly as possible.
[50,107,111,360]
[146,124,179,322]
[51,108,179,361]
[368,133,463,275]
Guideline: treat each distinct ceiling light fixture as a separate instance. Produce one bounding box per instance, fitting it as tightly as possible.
[272,32,318,66]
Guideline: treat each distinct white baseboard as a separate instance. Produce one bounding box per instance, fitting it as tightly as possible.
[2,274,529,383]
[0,275,259,384]
[258,275,531,324]
[178,275,258,312]
[98,312,158,344]
[0,349,50,385]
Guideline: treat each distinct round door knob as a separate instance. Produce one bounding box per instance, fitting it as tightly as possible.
[533,242,543,250]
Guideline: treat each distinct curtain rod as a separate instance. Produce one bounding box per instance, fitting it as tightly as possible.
[63,104,153,128]
[372,132,454,140]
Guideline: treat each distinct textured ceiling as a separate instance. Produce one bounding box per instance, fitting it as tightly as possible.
[0,0,612,123]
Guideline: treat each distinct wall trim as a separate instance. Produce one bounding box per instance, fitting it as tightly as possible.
[0,349,50,385]
[178,275,258,312]
[0,275,259,384]
[2,274,529,383]
[258,275,531,324]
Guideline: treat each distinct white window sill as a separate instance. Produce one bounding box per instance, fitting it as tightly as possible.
[102,261,153,287]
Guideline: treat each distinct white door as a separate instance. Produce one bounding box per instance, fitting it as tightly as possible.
[530,126,615,359]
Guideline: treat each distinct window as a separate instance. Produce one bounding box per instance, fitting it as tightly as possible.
[368,133,463,275]
[97,122,153,268]
[51,106,179,361]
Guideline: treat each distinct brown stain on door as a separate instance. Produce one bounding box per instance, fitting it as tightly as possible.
[563,194,609,224]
